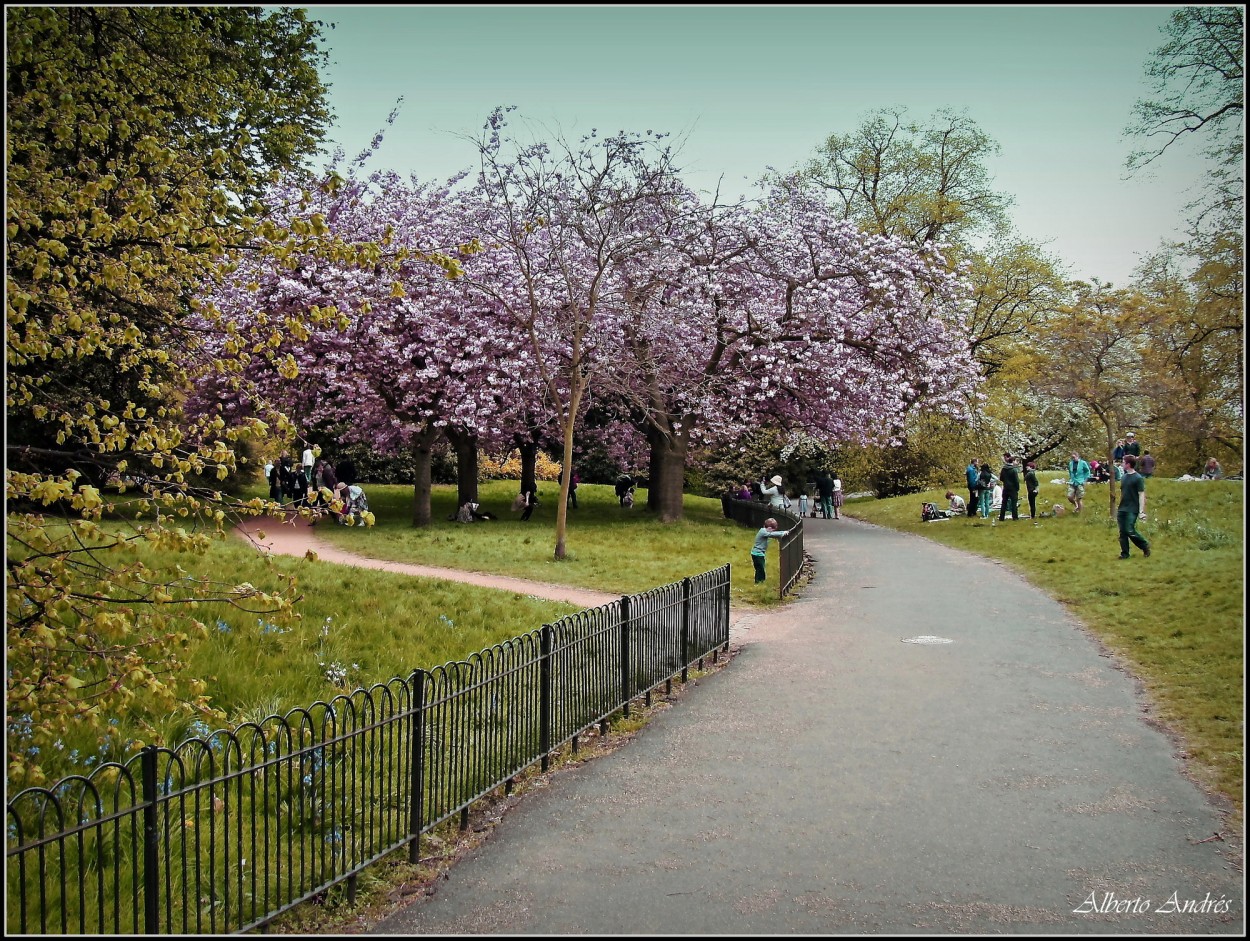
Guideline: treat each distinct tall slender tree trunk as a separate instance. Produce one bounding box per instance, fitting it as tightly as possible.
[554,411,576,560]
[410,425,440,527]
[553,377,590,561]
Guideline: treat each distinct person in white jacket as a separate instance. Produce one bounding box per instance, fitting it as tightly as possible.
[760,475,788,512]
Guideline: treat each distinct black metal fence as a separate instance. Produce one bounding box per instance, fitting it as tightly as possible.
[721,496,806,598]
[5,565,731,935]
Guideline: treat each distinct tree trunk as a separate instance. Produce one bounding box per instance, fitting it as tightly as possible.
[410,425,440,527]
[444,426,479,507]
[554,422,573,560]
[1103,425,1118,520]
[646,438,661,512]
[517,439,538,493]
[646,424,689,523]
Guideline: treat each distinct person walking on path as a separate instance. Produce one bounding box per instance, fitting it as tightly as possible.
[1023,461,1040,521]
[814,471,834,520]
[1066,450,1091,514]
[1116,454,1151,560]
[831,473,843,519]
[750,517,793,583]
[998,453,1021,522]
[965,458,981,517]
[760,475,787,512]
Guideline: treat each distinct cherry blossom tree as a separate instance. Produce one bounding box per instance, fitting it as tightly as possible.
[193,142,522,527]
[457,108,688,558]
[603,179,979,520]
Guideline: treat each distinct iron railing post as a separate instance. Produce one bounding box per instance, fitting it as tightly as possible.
[408,670,426,864]
[140,745,160,934]
[540,623,553,771]
[620,595,631,718]
[681,577,692,683]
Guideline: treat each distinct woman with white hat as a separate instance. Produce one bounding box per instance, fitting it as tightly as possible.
[760,474,788,511]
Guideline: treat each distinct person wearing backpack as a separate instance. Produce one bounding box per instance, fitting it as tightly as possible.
[965,458,981,518]
[976,462,997,519]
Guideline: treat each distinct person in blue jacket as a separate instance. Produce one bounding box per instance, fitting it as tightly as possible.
[750,518,793,583]
[1067,450,1092,514]
[965,458,981,518]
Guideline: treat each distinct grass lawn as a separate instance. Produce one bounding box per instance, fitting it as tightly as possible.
[310,479,784,605]
[9,482,774,789]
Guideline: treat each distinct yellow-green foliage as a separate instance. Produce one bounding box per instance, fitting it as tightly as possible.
[10,482,783,789]
[4,8,443,780]
[478,450,564,481]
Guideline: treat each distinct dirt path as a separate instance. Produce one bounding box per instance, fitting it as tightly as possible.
[233,516,758,640]
[232,515,626,610]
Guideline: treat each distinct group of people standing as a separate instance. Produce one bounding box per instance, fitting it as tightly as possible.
[961,454,1039,522]
[741,469,842,585]
[263,446,368,526]
[743,470,843,521]
[957,444,1152,560]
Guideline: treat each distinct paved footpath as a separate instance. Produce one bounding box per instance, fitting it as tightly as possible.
[359,517,1242,934]
[234,513,1242,933]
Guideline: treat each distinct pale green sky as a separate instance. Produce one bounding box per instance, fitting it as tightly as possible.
[308,4,1216,285]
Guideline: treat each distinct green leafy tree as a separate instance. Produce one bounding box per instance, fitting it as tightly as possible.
[1122,7,1244,476]
[1027,281,1155,518]
[4,6,360,784]
[1132,243,1244,474]
[1125,5,1244,237]
[800,106,1011,247]
[794,108,1073,484]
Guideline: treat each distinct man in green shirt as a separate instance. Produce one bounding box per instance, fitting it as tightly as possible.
[1117,454,1151,560]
